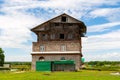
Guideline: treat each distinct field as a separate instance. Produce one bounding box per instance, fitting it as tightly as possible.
[0,70,120,80]
[1,61,119,80]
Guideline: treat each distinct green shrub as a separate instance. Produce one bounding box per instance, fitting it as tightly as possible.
[0,67,10,70]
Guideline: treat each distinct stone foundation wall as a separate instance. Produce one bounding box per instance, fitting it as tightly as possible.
[31,53,82,71]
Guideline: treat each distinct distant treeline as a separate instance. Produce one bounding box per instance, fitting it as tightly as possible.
[85,61,120,66]
[4,62,31,71]
[84,61,120,71]
[5,62,31,65]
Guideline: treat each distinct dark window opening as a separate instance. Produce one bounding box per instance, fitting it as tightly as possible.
[60,34,64,39]
[42,34,45,37]
[61,16,67,22]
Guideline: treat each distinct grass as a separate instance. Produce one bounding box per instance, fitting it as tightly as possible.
[0,70,119,80]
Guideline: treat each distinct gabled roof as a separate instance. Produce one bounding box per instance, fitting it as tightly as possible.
[31,13,87,33]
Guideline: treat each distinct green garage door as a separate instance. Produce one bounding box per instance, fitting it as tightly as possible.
[36,61,51,71]
[52,60,75,71]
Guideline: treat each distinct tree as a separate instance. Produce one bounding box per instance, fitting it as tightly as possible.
[0,48,5,66]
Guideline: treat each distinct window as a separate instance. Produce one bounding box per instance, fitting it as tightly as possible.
[39,56,45,61]
[61,16,67,22]
[42,34,47,40]
[40,45,45,51]
[61,45,66,51]
[68,33,73,39]
[60,34,64,39]
[50,34,55,39]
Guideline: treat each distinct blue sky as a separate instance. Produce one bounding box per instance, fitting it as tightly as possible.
[0,0,120,61]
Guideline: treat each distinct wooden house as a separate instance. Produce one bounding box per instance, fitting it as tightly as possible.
[31,13,87,70]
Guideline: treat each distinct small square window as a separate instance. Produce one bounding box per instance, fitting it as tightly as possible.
[60,34,64,39]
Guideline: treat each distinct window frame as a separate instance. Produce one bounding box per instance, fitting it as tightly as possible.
[61,16,67,22]
[61,45,66,51]
[42,34,47,40]
[50,34,55,39]
[40,45,45,52]
[68,33,73,39]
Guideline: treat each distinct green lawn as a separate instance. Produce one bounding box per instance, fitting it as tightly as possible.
[0,70,119,80]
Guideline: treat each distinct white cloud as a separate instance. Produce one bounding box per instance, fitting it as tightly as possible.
[2,0,120,19]
[82,29,120,61]
[89,8,120,21]
[88,22,120,32]
[0,10,42,49]
[82,29,120,51]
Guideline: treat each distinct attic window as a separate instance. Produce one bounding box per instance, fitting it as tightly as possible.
[61,16,67,22]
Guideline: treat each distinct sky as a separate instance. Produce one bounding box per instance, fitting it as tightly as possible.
[0,0,120,62]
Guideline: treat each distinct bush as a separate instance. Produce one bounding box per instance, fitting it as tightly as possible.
[0,67,10,70]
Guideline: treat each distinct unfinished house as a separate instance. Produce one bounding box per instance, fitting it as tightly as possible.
[31,13,87,71]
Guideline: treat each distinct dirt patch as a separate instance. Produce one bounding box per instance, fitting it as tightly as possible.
[110,72,120,75]
[14,71,25,73]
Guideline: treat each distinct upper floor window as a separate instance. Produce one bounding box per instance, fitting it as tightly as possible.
[61,45,66,51]
[40,45,45,51]
[42,34,47,40]
[60,34,64,39]
[61,16,67,22]
[50,34,55,39]
[68,33,73,39]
